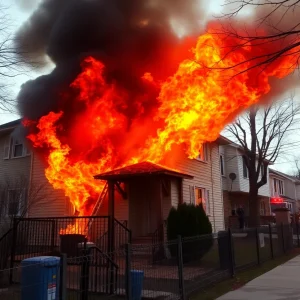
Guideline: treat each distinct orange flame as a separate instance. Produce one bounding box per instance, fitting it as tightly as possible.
[26,32,298,221]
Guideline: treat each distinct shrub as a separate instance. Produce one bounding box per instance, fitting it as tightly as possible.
[167,203,213,262]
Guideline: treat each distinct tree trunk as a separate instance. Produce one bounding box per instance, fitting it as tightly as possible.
[248,184,260,227]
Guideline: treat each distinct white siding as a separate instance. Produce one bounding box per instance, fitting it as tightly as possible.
[220,144,269,197]
[171,179,179,207]
[220,145,240,192]
[172,142,224,232]
[29,153,69,217]
[237,153,269,197]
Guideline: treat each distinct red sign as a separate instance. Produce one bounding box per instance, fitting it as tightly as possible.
[270,197,284,204]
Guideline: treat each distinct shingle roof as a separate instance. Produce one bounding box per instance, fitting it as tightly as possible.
[94,161,193,180]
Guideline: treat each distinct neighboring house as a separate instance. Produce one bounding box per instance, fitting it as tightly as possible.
[0,119,226,240]
[220,138,271,228]
[0,119,70,225]
[269,169,300,214]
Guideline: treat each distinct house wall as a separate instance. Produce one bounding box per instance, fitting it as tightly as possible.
[28,153,70,217]
[237,154,269,197]
[220,145,240,192]
[173,142,225,232]
[220,145,269,197]
[0,132,31,232]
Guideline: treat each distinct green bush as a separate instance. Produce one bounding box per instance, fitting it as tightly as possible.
[167,203,213,262]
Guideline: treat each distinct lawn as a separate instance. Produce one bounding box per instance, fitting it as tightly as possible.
[191,247,300,300]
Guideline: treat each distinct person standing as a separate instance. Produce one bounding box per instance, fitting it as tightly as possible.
[236,205,245,229]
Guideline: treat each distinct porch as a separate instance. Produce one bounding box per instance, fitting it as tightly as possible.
[94,161,193,247]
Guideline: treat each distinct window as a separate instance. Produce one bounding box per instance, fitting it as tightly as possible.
[195,143,208,162]
[242,157,248,178]
[3,137,30,159]
[220,155,225,176]
[192,186,210,214]
[273,178,284,195]
[7,190,22,216]
[12,138,24,158]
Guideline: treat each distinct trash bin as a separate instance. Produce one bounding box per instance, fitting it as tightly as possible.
[131,270,144,300]
[21,256,60,300]
[60,234,86,257]
[217,231,231,270]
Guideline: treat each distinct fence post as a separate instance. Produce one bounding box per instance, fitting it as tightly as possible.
[125,243,132,300]
[51,220,56,251]
[80,248,90,300]
[268,224,274,259]
[59,253,67,300]
[281,223,285,254]
[177,235,186,300]
[9,218,18,284]
[228,228,235,277]
[255,228,260,265]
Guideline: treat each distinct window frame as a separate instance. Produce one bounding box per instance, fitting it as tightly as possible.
[273,178,284,196]
[191,186,210,215]
[3,137,31,160]
[195,143,209,162]
[242,157,249,179]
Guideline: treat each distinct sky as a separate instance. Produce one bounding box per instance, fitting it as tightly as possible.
[3,0,300,175]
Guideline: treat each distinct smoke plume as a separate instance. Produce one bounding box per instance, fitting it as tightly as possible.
[16,0,204,121]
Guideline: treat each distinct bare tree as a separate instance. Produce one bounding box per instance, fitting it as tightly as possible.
[0,174,45,235]
[0,4,34,113]
[211,0,300,75]
[227,97,300,226]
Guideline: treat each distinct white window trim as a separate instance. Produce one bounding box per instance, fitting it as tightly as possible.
[190,185,211,215]
[195,143,209,163]
[273,177,284,196]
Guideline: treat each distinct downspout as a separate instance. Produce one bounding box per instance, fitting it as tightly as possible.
[27,151,34,217]
[210,144,216,233]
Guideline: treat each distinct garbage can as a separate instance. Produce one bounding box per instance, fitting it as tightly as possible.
[131,270,144,300]
[60,234,86,257]
[21,256,60,300]
[218,231,231,270]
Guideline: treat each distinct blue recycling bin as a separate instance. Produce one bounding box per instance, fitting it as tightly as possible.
[21,256,60,300]
[131,270,144,300]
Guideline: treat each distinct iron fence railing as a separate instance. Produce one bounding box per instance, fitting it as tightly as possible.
[0,221,299,300]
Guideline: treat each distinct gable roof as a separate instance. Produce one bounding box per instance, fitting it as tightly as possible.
[94,161,193,180]
[269,168,300,184]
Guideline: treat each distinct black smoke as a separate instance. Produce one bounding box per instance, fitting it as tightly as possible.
[16,0,203,121]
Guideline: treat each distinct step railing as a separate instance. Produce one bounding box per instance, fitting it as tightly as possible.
[151,220,167,263]
[97,219,131,252]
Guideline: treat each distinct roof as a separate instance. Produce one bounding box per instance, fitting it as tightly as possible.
[94,161,194,180]
[0,119,21,131]
[269,168,300,184]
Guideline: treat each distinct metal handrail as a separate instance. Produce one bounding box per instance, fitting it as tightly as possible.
[88,245,119,269]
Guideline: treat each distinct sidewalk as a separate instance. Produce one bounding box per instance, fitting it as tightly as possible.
[217,255,300,300]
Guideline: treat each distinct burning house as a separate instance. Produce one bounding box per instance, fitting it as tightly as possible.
[4,0,299,243]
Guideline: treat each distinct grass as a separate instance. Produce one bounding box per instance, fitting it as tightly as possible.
[191,247,300,300]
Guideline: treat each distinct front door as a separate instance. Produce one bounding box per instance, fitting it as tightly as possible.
[129,178,161,238]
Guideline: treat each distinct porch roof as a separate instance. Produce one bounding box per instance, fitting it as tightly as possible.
[94,161,194,180]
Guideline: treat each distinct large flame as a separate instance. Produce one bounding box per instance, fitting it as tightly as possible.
[26,32,298,220]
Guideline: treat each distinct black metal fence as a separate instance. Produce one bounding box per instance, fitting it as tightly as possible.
[0,223,297,300]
